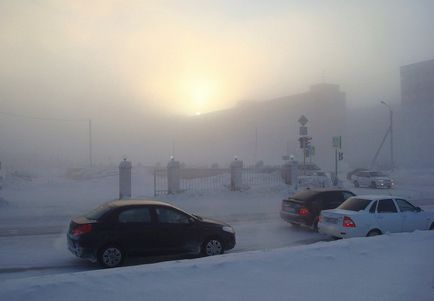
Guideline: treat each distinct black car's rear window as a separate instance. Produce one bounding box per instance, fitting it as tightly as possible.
[291,190,319,200]
[338,198,371,211]
[85,205,112,220]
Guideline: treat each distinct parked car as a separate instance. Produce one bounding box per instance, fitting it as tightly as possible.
[280,189,356,230]
[297,171,333,189]
[67,200,236,268]
[318,195,434,238]
[351,170,393,188]
[346,168,368,180]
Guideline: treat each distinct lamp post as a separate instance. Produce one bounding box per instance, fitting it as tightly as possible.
[380,101,394,170]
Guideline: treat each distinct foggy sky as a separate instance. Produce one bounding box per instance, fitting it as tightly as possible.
[1,0,433,117]
[0,1,433,168]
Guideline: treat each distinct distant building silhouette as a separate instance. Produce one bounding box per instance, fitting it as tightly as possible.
[181,83,347,170]
[399,59,434,168]
[401,59,434,106]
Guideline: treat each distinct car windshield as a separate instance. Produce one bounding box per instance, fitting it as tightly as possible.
[85,205,112,220]
[338,198,372,211]
[369,172,386,177]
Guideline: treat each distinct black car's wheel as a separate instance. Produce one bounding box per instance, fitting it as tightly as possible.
[98,245,124,268]
[429,223,434,230]
[354,181,359,188]
[202,238,223,256]
[367,229,382,237]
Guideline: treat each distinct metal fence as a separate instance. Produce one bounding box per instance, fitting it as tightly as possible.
[153,167,283,196]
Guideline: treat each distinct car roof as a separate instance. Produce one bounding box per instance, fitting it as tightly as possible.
[291,188,354,200]
[348,195,404,201]
[297,188,352,193]
[106,199,194,216]
[107,199,175,207]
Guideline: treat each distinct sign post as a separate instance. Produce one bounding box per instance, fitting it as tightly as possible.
[298,115,309,175]
[332,136,342,185]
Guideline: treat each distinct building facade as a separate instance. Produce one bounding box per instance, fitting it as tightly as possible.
[399,59,434,168]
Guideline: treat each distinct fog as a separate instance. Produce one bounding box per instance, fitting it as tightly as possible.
[0,0,433,171]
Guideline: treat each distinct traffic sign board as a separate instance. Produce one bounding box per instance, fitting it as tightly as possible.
[299,126,308,136]
[298,115,309,126]
[332,136,342,148]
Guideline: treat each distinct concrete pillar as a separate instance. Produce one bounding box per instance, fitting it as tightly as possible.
[167,158,180,194]
[230,157,243,191]
[119,158,132,199]
[281,160,298,190]
[281,162,291,185]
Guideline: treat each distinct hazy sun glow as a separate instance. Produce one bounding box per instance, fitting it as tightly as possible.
[183,78,217,115]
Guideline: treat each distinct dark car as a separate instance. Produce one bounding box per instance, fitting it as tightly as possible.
[67,200,236,268]
[280,189,355,230]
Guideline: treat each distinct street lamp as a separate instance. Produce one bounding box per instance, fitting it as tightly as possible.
[380,101,394,170]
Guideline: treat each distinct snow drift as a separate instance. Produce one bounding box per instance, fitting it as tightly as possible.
[1,231,433,301]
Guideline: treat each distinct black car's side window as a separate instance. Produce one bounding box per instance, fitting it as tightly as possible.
[156,207,190,224]
[118,208,152,223]
[377,199,397,213]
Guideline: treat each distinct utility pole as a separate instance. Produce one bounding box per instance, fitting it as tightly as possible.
[389,105,394,170]
[254,126,258,164]
[372,101,394,170]
[88,119,93,167]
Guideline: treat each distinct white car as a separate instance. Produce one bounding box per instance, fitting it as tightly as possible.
[318,195,434,238]
[352,170,393,189]
[297,172,332,190]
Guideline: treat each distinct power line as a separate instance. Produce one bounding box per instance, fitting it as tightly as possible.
[0,111,88,122]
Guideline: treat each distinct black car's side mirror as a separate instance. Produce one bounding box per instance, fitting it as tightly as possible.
[415,207,422,212]
[188,217,196,224]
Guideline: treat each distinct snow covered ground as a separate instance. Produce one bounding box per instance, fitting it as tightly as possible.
[1,231,433,301]
[0,167,433,299]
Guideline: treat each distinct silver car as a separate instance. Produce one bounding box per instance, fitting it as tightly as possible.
[352,171,393,189]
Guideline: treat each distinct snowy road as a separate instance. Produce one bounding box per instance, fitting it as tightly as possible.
[0,211,328,280]
[1,168,434,281]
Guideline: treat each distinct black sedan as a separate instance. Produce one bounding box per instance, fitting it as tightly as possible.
[280,188,355,230]
[67,200,236,268]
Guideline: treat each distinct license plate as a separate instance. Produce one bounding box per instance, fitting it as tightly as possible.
[282,203,296,212]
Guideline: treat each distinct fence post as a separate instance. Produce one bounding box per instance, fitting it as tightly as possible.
[167,158,180,194]
[230,157,243,191]
[119,158,132,199]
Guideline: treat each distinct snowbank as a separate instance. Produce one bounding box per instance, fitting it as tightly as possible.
[1,231,433,301]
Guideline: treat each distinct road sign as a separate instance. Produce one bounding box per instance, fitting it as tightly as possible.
[298,115,309,126]
[332,136,342,148]
[299,126,308,136]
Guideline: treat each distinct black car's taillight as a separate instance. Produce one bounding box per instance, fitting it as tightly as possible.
[298,207,310,216]
[71,223,92,237]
